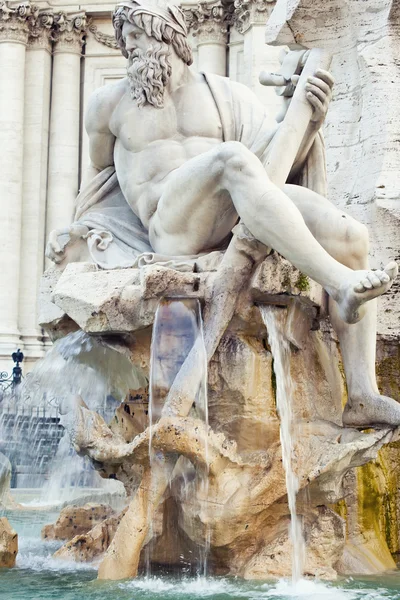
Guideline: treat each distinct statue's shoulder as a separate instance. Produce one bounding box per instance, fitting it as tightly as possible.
[88,78,128,113]
[86,78,128,134]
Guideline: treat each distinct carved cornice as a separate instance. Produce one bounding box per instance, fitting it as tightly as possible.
[52,13,87,54]
[0,1,35,44]
[184,1,233,45]
[233,0,275,34]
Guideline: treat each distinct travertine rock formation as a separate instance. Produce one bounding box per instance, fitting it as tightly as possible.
[42,503,114,541]
[0,517,18,568]
[41,252,400,579]
[243,507,345,580]
[54,508,127,563]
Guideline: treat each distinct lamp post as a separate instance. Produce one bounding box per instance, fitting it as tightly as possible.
[0,349,24,393]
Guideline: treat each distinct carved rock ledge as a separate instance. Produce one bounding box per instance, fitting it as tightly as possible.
[40,252,323,338]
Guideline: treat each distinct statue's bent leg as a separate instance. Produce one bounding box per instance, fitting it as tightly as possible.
[149,142,397,324]
[284,184,400,428]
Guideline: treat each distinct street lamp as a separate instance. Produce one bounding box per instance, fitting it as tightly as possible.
[0,349,24,392]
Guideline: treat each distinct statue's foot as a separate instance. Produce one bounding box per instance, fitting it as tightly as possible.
[337,262,398,324]
[343,393,400,429]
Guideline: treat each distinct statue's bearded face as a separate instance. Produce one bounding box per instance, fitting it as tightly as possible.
[122,21,172,109]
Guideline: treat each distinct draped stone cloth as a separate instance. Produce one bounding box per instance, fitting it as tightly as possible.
[73,72,327,271]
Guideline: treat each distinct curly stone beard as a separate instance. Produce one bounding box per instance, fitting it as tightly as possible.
[127,42,172,108]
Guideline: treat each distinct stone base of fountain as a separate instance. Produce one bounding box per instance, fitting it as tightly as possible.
[0,517,18,568]
[42,503,115,541]
[39,253,400,579]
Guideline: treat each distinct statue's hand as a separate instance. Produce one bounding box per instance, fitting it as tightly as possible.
[305,68,334,126]
[45,223,89,264]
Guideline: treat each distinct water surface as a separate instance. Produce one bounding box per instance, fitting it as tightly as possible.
[1,510,400,600]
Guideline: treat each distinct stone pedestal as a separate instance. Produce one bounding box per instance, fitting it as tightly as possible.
[39,255,399,579]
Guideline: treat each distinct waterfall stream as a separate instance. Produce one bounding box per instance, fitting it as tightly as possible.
[146,298,209,577]
[260,306,305,584]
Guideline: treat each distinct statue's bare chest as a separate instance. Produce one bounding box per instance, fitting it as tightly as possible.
[111,83,223,152]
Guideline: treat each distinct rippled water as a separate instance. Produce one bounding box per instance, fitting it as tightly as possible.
[1,510,400,600]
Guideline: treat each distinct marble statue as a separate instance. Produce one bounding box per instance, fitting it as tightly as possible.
[46,0,399,429]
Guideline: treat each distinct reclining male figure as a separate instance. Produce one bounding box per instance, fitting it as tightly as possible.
[47,0,399,428]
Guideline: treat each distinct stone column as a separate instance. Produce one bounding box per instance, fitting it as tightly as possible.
[228,26,245,84]
[18,15,53,366]
[0,3,30,367]
[187,2,228,76]
[234,0,281,114]
[46,14,86,243]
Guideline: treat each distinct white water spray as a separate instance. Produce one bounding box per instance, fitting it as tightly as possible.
[260,306,305,584]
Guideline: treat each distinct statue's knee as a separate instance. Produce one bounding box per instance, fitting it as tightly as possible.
[217,141,255,175]
[344,218,369,258]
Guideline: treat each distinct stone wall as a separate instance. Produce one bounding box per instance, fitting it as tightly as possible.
[322,0,400,337]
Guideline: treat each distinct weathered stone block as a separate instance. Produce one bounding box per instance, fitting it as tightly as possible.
[0,518,18,568]
[42,503,114,541]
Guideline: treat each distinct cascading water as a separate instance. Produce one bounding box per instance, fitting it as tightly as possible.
[260,306,305,584]
[146,298,209,578]
[0,330,145,505]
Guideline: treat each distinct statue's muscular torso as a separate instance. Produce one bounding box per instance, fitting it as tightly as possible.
[87,72,224,229]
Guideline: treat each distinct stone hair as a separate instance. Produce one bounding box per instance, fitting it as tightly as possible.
[127,41,172,108]
[113,8,193,65]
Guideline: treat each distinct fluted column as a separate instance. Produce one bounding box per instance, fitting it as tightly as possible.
[0,3,30,367]
[46,14,86,243]
[18,15,53,365]
[234,0,281,114]
[195,24,227,75]
[186,2,228,76]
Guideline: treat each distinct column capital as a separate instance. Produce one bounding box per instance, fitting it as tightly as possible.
[233,0,275,34]
[0,1,33,45]
[183,1,232,45]
[28,12,53,52]
[0,3,87,51]
[52,12,87,54]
